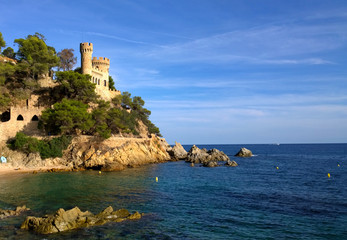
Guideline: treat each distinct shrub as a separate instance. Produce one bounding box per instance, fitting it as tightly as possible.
[9,133,72,159]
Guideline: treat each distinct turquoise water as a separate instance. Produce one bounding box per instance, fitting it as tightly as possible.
[0,144,346,239]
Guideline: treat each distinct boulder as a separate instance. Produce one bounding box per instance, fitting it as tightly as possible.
[186,145,231,165]
[168,142,188,160]
[225,160,238,167]
[234,148,252,157]
[21,206,142,234]
[0,205,30,219]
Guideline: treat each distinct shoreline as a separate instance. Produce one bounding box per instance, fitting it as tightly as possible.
[0,165,73,176]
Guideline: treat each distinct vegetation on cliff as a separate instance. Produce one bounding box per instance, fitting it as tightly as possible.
[9,132,72,159]
[1,32,161,145]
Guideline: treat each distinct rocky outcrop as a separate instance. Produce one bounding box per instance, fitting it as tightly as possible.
[167,141,188,160]
[0,205,30,219]
[65,135,172,170]
[1,135,172,172]
[235,148,253,157]
[225,160,238,167]
[186,145,232,167]
[21,206,142,234]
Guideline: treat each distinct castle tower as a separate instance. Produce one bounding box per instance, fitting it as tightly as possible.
[92,57,110,73]
[80,42,93,75]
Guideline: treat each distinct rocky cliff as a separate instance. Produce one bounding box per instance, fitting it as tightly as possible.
[0,135,172,172]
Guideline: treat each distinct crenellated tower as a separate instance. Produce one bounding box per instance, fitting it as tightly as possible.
[92,57,110,73]
[80,42,93,75]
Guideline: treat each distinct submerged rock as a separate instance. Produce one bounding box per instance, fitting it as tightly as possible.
[234,148,253,157]
[168,141,188,160]
[0,205,30,219]
[21,206,143,234]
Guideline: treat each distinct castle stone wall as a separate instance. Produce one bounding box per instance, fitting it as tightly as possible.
[0,95,45,141]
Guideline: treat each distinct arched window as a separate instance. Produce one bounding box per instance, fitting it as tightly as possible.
[1,110,10,122]
[98,79,100,85]
[31,115,39,121]
[104,80,107,86]
[17,115,24,121]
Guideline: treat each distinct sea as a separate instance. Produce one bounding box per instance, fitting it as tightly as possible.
[0,143,346,239]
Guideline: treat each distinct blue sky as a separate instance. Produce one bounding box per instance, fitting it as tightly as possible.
[1,0,347,144]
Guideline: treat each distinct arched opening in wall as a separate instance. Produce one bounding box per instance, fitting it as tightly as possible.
[1,110,11,122]
[98,79,100,85]
[17,115,24,121]
[104,80,107,86]
[31,115,39,121]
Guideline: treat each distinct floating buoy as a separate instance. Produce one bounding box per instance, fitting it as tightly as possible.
[99,171,101,174]
[155,177,158,182]
[276,167,279,170]
[327,173,330,178]
[338,164,340,167]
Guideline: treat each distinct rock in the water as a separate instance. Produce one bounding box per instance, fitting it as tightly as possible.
[186,145,230,165]
[234,148,252,157]
[21,206,142,234]
[225,160,238,167]
[168,142,188,160]
[203,161,218,167]
[0,205,30,219]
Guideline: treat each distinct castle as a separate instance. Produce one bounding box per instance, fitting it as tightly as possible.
[0,43,120,141]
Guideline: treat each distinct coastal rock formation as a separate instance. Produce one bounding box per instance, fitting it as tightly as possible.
[0,135,172,172]
[186,145,231,167]
[225,160,238,167]
[21,206,142,234]
[168,141,188,160]
[0,205,30,219]
[66,135,171,170]
[235,148,253,157]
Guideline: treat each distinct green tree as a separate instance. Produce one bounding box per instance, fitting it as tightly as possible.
[109,75,115,90]
[55,71,98,103]
[2,47,15,59]
[40,98,94,135]
[0,32,5,52]
[58,48,77,71]
[91,100,111,139]
[121,91,132,109]
[14,33,59,79]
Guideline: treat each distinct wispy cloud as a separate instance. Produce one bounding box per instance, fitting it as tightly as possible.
[144,21,347,65]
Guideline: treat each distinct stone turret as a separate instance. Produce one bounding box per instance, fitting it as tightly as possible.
[92,57,110,73]
[80,42,93,75]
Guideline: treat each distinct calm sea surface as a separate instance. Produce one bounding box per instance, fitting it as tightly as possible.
[0,144,346,239]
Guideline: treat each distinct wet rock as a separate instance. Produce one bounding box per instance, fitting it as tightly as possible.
[168,142,188,160]
[186,145,230,164]
[21,206,142,234]
[235,148,253,157]
[225,160,238,167]
[0,205,30,219]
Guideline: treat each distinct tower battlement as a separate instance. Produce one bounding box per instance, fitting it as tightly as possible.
[80,42,93,53]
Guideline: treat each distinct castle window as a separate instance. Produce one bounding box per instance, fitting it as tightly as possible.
[98,79,100,85]
[1,110,10,122]
[17,115,24,121]
[104,80,107,86]
[31,115,39,121]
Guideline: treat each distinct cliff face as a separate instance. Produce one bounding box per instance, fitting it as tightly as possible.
[0,135,172,172]
[65,135,171,171]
